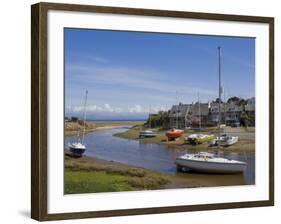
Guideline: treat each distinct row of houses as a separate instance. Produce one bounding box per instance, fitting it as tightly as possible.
[168,97,255,128]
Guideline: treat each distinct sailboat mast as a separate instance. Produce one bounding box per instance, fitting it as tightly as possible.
[198,92,201,131]
[149,105,151,129]
[218,46,222,147]
[81,90,88,144]
[224,89,226,132]
[176,91,178,129]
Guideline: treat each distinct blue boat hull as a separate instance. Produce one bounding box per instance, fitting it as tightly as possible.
[69,147,86,157]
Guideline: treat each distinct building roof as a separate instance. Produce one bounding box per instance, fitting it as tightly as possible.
[211,102,243,112]
[224,103,243,112]
[168,100,251,119]
[245,97,255,111]
[169,103,191,118]
[188,103,210,116]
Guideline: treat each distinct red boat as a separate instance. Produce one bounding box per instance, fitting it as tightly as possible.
[165,128,184,141]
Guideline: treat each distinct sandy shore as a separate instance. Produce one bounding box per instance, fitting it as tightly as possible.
[65,121,143,137]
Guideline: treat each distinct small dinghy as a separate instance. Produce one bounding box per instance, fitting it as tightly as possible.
[139,107,157,138]
[139,130,157,138]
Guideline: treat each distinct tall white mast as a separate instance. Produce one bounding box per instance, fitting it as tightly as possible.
[176,91,178,129]
[198,92,201,131]
[81,90,88,144]
[149,105,151,129]
[223,88,226,132]
[218,46,222,148]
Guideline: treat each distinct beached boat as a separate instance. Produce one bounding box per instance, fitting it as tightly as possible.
[139,130,157,138]
[68,90,88,157]
[210,46,238,148]
[68,142,86,157]
[185,133,214,144]
[166,128,184,140]
[184,93,214,144]
[166,91,184,141]
[210,134,239,147]
[139,107,157,138]
[175,152,247,173]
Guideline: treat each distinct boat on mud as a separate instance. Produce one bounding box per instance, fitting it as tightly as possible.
[184,92,214,144]
[68,142,86,157]
[166,128,184,141]
[139,130,157,138]
[139,106,157,138]
[185,133,214,145]
[175,152,247,174]
[210,134,239,147]
[68,90,88,157]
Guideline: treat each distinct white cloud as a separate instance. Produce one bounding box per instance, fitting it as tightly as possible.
[88,105,103,112]
[69,103,125,113]
[67,103,169,114]
[104,103,111,111]
[128,104,142,113]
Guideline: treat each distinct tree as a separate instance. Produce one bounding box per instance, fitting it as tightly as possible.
[240,111,251,127]
[238,98,247,107]
[145,111,169,129]
[227,96,240,104]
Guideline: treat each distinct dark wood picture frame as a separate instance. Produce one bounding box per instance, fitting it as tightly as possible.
[31,2,274,221]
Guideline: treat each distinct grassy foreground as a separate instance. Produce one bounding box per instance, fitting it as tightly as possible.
[64,151,249,194]
[64,152,170,194]
[114,125,255,152]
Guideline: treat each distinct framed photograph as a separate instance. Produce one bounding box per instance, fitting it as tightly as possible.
[31,2,274,221]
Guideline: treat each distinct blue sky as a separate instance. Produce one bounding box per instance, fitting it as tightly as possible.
[64,28,255,120]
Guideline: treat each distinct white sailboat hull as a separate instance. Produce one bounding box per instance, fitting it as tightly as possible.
[175,157,246,174]
[211,136,239,147]
[225,136,239,146]
[139,130,157,138]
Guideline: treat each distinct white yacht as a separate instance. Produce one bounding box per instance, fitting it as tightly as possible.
[175,152,247,173]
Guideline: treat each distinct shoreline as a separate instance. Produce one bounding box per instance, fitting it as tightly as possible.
[65,121,143,137]
[65,125,127,137]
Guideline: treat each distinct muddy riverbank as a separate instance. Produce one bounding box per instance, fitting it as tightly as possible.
[114,126,255,152]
